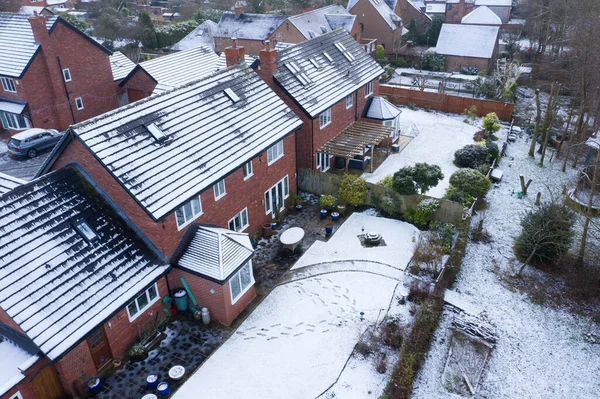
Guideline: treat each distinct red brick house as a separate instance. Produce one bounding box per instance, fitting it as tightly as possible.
[347,0,408,54]
[0,165,171,398]
[254,29,388,172]
[0,13,152,135]
[435,23,500,72]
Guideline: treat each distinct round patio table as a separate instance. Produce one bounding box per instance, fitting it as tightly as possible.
[279,227,305,253]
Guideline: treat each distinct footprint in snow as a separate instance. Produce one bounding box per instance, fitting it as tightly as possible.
[244,337,256,340]
[257,333,266,336]
[294,332,304,337]
[296,322,304,326]
[261,328,269,331]
[267,337,279,341]
[322,329,330,333]
[307,324,316,327]
[307,329,315,332]
[281,332,290,336]
[270,324,281,328]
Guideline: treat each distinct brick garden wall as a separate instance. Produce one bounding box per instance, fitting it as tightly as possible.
[55,340,97,397]
[379,84,514,120]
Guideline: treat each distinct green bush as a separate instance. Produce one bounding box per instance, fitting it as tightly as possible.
[407,102,417,110]
[413,199,440,229]
[376,45,385,60]
[338,174,368,207]
[421,52,445,71]
[392,57,408,68]
[156,20,199,48]
[444,186,474,206]
[485,140,499,162]
[430,221,456,249]
[448,169,491,199]
[392,163,444,195]
[454,144,489,168]
[482,112,501,140]
[319,194,335,209]
[514,203,575,265]
[379,175,394,188]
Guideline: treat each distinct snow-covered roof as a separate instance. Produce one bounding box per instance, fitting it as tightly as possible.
[217,11,286,41]
[46,0,68,5]
[274,29,384,118]
[475,0,511,6]
[172,20,218,52]
[0,173,25,195]
[585,137,600,150]
[175,225,253,282]
[288,4,355,40]
[461,5,502,25]
[0,166,169,360]
[71,64,302,221]
[17,6,51,16]
[0,327,37,397]
[368,0,403,30]
[215,53,258,70]
[109,51,136,81]
[435,24,499,58]
[140,46,219,94]
[426,3,446,13]
[0,13,57,78]
[366,96,402,120]
[0,99,27,115]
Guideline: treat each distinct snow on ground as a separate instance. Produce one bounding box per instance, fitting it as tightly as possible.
[173,271,399,399]
[364,108,481,198]
[391,68,481,82]
[292,213,420,270]
[412,136,600,398]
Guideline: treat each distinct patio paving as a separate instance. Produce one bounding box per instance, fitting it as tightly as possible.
[95,319,231,399]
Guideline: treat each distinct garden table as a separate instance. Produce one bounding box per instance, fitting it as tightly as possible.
[279,227,305,253]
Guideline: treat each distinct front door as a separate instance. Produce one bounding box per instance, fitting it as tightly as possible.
[87,326,112,371]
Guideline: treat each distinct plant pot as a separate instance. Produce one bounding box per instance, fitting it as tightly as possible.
[157,382,170,396]
[325,225,333,235]
[295,204,303,212]
[112,359,122,368]
[86,377,101,394]
[146,374,159,389]
[331,212,340,221]
[262,223,272,237]
[169,365,186,380]
[320,209,328,219]
[337,204,346,216]
[271,222,277,230]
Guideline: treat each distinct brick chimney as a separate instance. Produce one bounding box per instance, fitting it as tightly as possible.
[224,38,246,68]
[234,1,244,17]
[28,12,50,45]
[258,40,278,78]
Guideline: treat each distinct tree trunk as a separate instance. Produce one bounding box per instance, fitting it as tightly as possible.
[557,104,575,156]
[529,89,542,158]
[538,82,556,155]
[577,149,600,266]
[563,103,585,173]
[540,84,560,166]
[520,175,532,195]
[518,246,538,275]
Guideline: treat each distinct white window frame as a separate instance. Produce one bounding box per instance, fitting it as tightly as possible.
[0,111,30,130]
[345,94,353,109]
[175,195,203,230]
[229,261,254,304]
[9,393,23,399]
[365,81,373,97]
[228,207,249,232]
[319,107,332,128]
[126,283,160,321]
[267,140,284,165]
[1,77,16,93]
[62,68,72,82]
[213,179,226,200]
[242,160,253,180]
[264,175,289,216]
[316,152,331,172]
[75,97,84,110]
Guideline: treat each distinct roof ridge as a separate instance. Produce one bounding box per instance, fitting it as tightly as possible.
[289,4,342,20]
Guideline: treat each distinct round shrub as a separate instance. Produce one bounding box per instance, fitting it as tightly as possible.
[485,140,499,162]
[338,174,368,207]
[379,174,394,188]
[393,172,418,195]
[449,169,491,199]
[319,194,335,209]
[413,199,440,229]
[454,144,489,168]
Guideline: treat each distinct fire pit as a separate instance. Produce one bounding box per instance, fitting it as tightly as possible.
[365,232,382,245]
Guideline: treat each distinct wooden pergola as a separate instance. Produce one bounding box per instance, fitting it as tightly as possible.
[317,121,394,173]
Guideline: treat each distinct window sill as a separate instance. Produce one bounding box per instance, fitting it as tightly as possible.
[267,154,284,166]
[127,289,160,322]
[243,173,254,181]
[214,193,226,202]
[176,211,204,231]
[319,121,331,129]
[231,280,255,305]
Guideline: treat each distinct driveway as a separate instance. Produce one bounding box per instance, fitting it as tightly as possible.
[0,141,50,180]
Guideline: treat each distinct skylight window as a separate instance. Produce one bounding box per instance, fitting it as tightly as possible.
[309,58,320,69]
[146,123,167,141]
[75,220,97,241]
[224,88,240,103]
[285,61,312,87]
[334,42,356,62]
[323,51,333,63]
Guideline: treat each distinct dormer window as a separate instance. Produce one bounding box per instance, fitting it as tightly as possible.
[224,88,240,103]
[75,220,97,241]
[146,123,166,141]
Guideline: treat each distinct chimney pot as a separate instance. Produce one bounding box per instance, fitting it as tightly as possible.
[234,1,244,17]
[264,40,271,51]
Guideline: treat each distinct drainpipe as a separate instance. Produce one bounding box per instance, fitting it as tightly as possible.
[355,89,359,121]
[311,117,315,169]
[56,56,76,125]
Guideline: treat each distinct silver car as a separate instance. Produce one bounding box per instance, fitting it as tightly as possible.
[7,128,63,159]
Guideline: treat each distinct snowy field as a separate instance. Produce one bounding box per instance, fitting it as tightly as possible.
[174,214,418,399]
[412,136,600,398]
[364,108,481,198]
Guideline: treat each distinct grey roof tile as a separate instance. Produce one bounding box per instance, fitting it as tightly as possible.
[288,5,355,40]
[217,12,286,41]
[109,51,136,81]
[436,24,499,58]
[0,173,25,195]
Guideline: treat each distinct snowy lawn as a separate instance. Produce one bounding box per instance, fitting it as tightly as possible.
[412,136,600,398]
[363,108,481,199]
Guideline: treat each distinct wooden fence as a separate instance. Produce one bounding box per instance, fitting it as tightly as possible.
[297,168,467,224]
[379,84,515,121]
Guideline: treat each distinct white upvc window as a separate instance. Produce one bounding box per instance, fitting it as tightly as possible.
[319,107,332,128]
[0,111,30,130]
[243,160,253,180]
[9,393,23,399]
[316,152,330,172]
[346,94,353,109]
[63,68,72,82]
[267,140,284,165]
[175,195,202,229]
[365,81,373,97]
[213,179,226,200]
[228,208,249,232]
[1,77,16,93]
[75,97,84,110]
[126,283,159,321]
[229,261,254,304]
[264,175,289,216]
